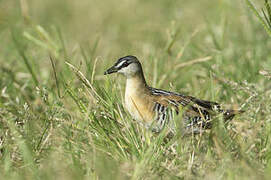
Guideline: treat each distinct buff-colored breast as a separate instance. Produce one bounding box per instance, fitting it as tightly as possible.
[124,76,155,123]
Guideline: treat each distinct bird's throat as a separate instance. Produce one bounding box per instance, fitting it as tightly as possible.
[125,72,147,95]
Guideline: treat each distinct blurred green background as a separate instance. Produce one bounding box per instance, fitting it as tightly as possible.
[0,0,271,179]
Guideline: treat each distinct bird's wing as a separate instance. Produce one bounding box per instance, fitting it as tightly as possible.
[150,87,243,133]
[150,88,224,130]
[150,87,222,112]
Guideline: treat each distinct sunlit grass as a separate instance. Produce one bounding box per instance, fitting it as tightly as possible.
[0,0,271,179]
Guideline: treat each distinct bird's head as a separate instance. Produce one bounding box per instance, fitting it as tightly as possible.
[104,55,142,77]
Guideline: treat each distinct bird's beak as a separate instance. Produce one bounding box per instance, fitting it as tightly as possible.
[104,65,119,75]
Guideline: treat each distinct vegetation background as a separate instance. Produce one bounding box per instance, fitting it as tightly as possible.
[0,0,271,179]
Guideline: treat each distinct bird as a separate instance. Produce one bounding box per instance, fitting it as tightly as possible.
[104,55,243,135]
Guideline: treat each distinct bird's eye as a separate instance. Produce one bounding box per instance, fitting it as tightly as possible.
[123,62,129,67]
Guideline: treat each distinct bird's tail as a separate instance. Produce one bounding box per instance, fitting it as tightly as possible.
[223,109,245,121]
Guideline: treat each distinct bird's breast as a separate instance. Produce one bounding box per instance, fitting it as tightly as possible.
[125,91,154,123]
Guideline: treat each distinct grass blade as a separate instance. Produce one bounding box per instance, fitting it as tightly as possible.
[245,0,271,36]
[11,31,39,86]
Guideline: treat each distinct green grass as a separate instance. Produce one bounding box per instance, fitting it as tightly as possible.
[1,0,271,179]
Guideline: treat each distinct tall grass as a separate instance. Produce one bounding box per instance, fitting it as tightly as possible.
[246,0,271,36]
[0,0,271,179]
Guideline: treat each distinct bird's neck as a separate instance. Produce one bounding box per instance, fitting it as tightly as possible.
[125,71,148,95]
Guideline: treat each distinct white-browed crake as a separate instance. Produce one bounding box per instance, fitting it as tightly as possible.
[104,55,243,134]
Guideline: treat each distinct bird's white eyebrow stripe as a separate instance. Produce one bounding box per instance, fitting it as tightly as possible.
[116,61,126,68]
